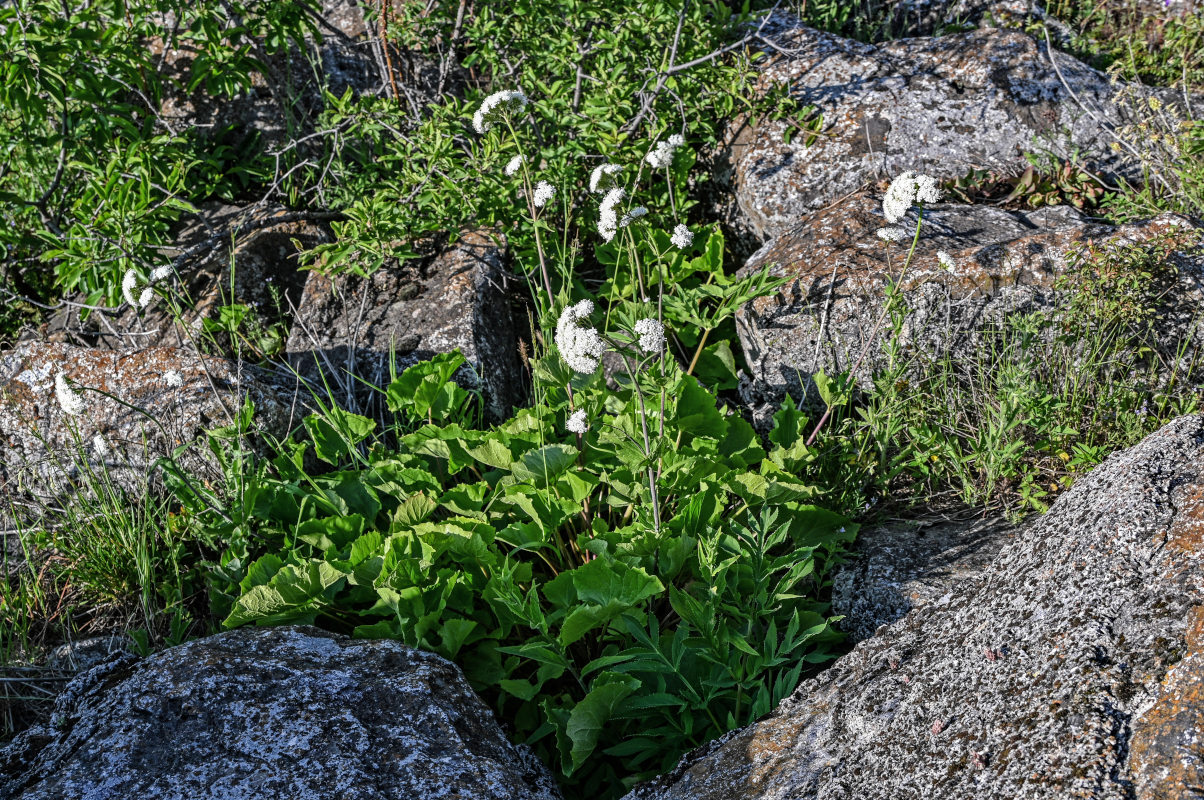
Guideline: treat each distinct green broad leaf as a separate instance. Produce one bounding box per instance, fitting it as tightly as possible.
[571,558,664,607]
[437,618,478,659]
[500,678,542,701]
[393,492,438,527]
[386,351,467,420]
[305,409,376,464]
[675,377,728,440]
[559,604,618,647]
[510,443,577,487]
[240,553,285,592]
[296,514,366,552]
[769,393,807,449]
[466,437,515,471]
[692,338,740,391]
[224,560,347,628]
[495,642,571,670]
[562,673,641,775]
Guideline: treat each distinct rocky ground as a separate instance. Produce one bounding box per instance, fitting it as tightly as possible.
[3,0,1204,798]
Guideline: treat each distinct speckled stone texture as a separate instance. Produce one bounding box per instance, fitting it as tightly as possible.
[733,12,1173,240]
[285,230,526,420]
[734,193,1204,407]
[0,626,563,800]
[624,414,1204,800]
[832,514,1021,643]
[0,341,307,507]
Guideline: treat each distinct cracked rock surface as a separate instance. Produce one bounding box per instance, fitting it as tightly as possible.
[625,414,1204,800]
[733,12,1180,239]
[0,626,563,800]
[734,193,1204,408]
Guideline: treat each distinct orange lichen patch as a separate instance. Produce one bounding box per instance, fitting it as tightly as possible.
[1129,643,1204,800]
[1165,481,1204,554]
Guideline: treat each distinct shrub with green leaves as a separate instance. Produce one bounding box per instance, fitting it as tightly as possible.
[173,343,853,796]
[168,89,854,797]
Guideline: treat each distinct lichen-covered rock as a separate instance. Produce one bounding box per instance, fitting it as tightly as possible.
[733,13,1168,239]
[624,414,1204,800]
[0,342,306,505]
[0,626,563,800]
[36,203,330,355]
[831,514,1020,643]
[285,230,526,420]
[734,192,1204,407]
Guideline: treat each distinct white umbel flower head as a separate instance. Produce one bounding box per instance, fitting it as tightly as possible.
[915,174,941,205]
[138,286,155,308]
[882,171,918,223]
[504,155,525,177]
[554,299,605,373]
[92,434,109,458]
[598,187,626,243]
[150,265,173,282]
[165,369,184,388]
[121,269,142,307]
[876,226,907,243]
[533,180,556,208]
[937,250,956,270]
[589,163,622,193]
[646,133,687,169]
[55,372,86,416]
[619,207,647,228]
[633,318,665,353]
[670,224,694,250]
[472,90,528,134]
[567,408,588,435]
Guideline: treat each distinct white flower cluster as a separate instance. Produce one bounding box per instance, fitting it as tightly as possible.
[55,372,86,416]
[555,300,605,373]
[165,369,184,388]
[504,154,525,176]
[645,133,685,169]
[567,408,588,435]
[619,206,647,228]
[92,434,109,458]
[633,318,665,353]
[876,226,907,243]
[533,180,556,208]
[598,187,626,243]
[670,224,693,250]
[472,90,528,135]
[589,163,622,193]
[122,265,174,309]
[882,171,942,223]
[937,250,956,270]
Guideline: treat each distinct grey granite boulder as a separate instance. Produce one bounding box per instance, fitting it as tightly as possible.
[733,12,1166,239]
[734,192,1204,407]
[831,514,1021,643]
[0,626,562,800]
[0,341,306,506]
[625,413,1204,800]
[286,229,526,420]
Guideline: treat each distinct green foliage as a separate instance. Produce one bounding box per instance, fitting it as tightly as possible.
[799,228,1204,517]
[173,338,854,795]
[0,0,318,334]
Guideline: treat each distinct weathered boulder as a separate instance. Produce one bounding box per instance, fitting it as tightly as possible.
[625,413,1204,800]
[286,230,527,420]
[734,192,1204,406]
[734,13,1165,239]
[0,342,306,506]
[0,626,563,800]
[36,203,331,356]
[831,513,1021,643]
